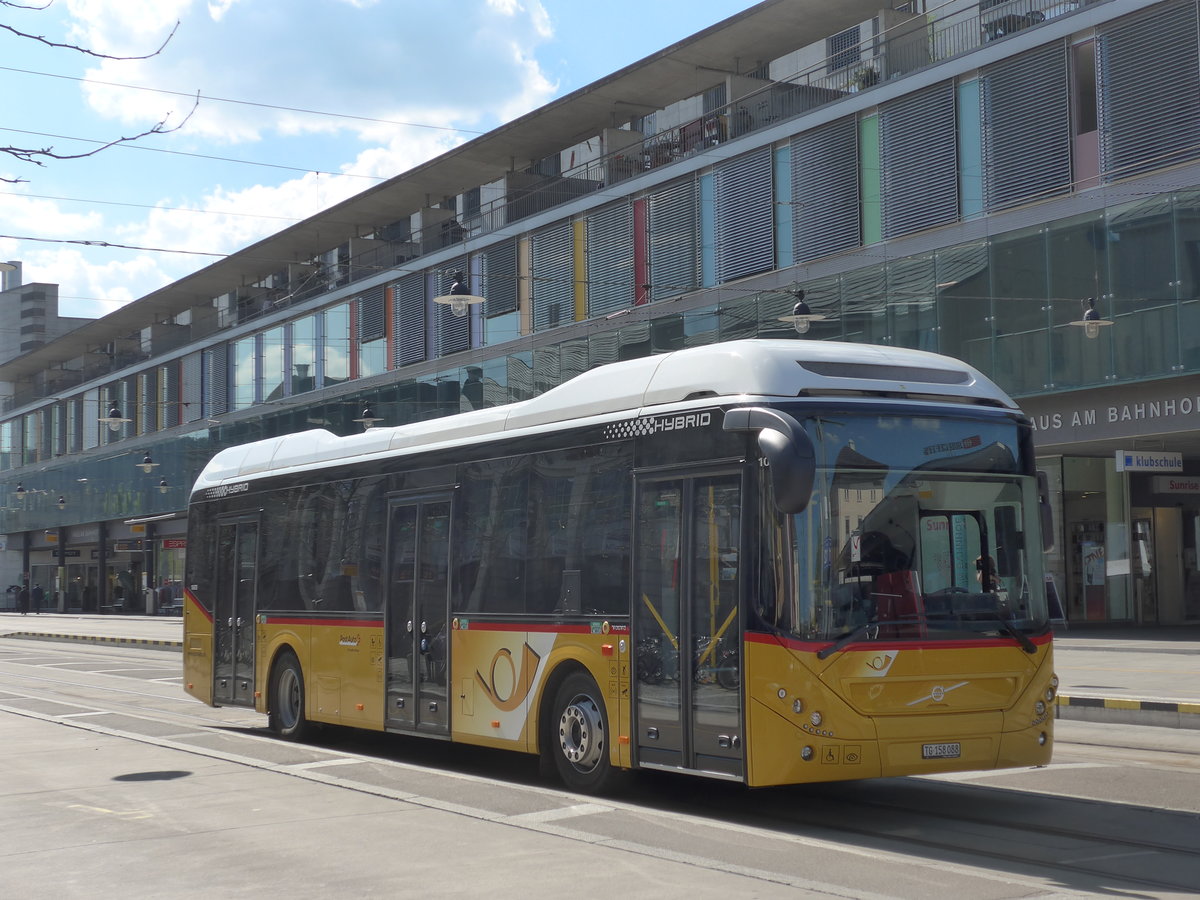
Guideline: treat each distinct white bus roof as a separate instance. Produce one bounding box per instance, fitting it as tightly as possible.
[193,339,1017,492]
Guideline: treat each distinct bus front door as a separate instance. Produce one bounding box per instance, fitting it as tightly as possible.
[213,517,258,707]
[384,496,451,735]
[634,472,743,779]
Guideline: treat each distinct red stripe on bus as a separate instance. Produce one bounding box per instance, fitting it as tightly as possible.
[745,630,1052,653]
[262,617,384,628]
[461,622,605,634]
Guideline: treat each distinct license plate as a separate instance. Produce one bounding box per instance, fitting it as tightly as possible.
[922,742,961,759]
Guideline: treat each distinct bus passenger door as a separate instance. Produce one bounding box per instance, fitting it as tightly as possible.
[634,471,743,779]
[385,496,452,735]
[213,517,258,707]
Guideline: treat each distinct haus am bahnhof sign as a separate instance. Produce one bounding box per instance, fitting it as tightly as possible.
[1019,375,1200,452]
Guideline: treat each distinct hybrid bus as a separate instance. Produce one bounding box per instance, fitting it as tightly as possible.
[183,339,1056,792]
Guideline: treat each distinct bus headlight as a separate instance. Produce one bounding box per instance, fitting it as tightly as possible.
[1038,731,1048,746]
[793,699,803,714]
[1035,700,1046,715]
[801,745,814,761]
[810,711,823,727]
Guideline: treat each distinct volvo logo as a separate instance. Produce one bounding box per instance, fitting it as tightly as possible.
[907,681,969,707]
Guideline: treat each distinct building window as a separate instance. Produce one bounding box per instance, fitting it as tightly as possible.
[828,25,861,73]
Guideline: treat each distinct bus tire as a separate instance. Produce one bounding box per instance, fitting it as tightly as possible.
[268,650,311,741]
[547,671,615,793]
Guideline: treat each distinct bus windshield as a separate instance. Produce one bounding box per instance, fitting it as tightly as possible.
[778,410,1049,644]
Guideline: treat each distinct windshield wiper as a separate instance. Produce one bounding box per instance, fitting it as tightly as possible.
[992,618,1037,654]
[817,623,880,660]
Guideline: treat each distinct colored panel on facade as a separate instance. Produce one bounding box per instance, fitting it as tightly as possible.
[574,220,587,319]
[633,198,648,306]
[957,78,983,220]
[773,145,793,270]
[700,173,716,287]
[859,115,881,246]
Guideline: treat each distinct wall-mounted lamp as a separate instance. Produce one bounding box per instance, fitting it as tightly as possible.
[353,406,383,430]
[777,290,827,335]
[137,453,160,473]
[1070,297,1113,340]
[98,403,132,433]
[56,496,66,511]
[432,272,485,318]
[15,483,26,500]
[159,478,170,495]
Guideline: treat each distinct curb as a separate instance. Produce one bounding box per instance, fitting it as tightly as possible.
[1056,694,1200,731]
[0,632,182,652]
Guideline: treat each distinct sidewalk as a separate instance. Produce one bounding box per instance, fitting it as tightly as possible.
[1052,624,1200,730]
[0,611,182,651]
[0,613,1196,729]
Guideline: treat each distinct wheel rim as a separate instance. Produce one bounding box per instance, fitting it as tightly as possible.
[558,692,604,772]
[278,666,301,730]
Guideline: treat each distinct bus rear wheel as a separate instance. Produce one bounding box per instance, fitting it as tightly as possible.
[548,671,615,793]
[268,650,311,741]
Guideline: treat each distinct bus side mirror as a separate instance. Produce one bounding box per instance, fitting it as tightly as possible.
[1037,470,1054,553]
[723,407,815,514]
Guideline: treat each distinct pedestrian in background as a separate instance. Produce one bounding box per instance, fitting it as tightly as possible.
[30,583,43,614]
[16,584,29,615]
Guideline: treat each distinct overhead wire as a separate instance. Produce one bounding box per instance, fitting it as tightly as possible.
[0,125,389,181]
[0,65,488,137]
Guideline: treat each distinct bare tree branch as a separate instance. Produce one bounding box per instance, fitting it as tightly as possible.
[0,13,180,61]
[0,7,189,180]
[0,93,199,183]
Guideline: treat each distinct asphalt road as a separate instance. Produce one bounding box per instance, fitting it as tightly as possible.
[1,638,1198,898]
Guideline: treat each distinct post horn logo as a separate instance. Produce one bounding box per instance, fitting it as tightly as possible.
[475,643,543,712]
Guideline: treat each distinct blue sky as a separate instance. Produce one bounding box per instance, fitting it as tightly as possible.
[0,0,752,318]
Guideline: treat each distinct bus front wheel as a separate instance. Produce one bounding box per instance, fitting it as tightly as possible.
[548,671,615,793]
[268,650,311,741]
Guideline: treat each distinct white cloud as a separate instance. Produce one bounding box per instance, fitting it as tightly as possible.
[70,1,560,145]
[0,189,106,240]
[9,0,566,317]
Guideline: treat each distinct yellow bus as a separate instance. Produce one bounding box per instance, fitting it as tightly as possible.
[183,339,1055,792]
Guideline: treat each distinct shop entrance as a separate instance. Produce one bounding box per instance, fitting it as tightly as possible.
[1132,506,1194,625]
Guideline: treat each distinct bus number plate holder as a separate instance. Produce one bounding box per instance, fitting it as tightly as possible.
[922,742,961,759]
